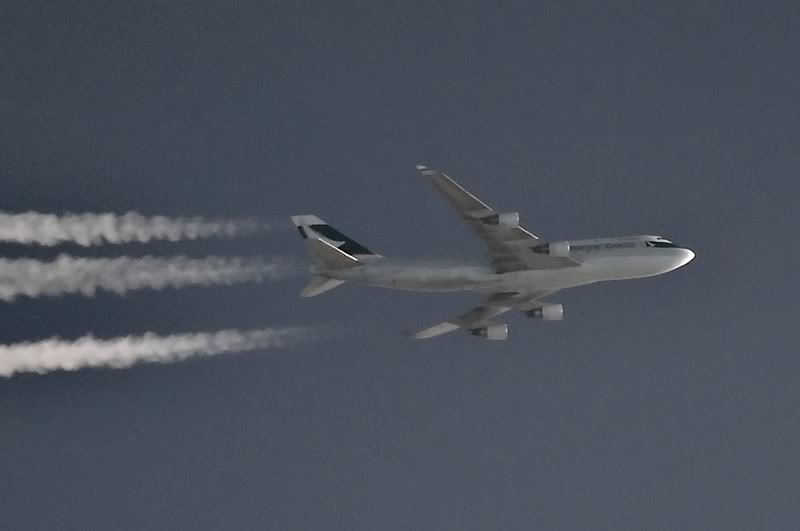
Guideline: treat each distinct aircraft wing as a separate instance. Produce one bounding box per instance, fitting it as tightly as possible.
[417,165,580,273]
[413,290,558,339]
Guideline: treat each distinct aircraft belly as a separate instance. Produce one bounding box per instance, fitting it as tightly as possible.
[349,264,499,293]
[382,279,484,292]
[352,266,596,294]
[577,256,676,281]
[489,269,591,292]
[339,255,677,294]
[384,272,496,292]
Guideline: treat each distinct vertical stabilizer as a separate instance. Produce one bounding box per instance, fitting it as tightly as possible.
[304,237,360,271]
[290,214,378,258]
[291,214,377,297]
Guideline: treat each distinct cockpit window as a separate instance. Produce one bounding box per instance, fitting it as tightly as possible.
[647,241,680,248]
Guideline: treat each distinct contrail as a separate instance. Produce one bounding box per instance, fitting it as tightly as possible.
[0,211,267,246]
[0,326,312,377]
[0,254,293,302]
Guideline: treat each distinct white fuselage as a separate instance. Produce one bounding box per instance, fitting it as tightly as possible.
[328,236,695,294]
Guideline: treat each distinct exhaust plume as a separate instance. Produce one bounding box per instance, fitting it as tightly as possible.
[0,326,312,377]
[0,211,267,246]
[0,254,293,302]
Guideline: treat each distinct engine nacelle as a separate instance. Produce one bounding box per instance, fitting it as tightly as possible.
[531,240,570,257]
[525,304,564,321]
[480,212,519,227]
[469,323,509,340]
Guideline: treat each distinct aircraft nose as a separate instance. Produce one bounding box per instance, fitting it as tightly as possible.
[677,248,695,267]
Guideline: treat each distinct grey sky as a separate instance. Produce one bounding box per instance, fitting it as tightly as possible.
[1,2,799,529]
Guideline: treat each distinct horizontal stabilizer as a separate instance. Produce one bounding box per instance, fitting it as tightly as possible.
[301,275,345,297]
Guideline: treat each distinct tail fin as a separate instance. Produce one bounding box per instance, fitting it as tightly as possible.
[305,237,360,271]
[290,215,377,258]
[291,214,377,297]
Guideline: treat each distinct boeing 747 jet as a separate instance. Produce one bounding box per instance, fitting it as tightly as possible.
[292,166,695,340]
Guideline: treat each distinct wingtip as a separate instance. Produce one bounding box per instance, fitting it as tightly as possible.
[416,164,435,176]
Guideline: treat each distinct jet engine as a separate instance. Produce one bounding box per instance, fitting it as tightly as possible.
[525,304,564,321]
[469,324,509,340]
[531,241,570,257]
[480,212,519,227]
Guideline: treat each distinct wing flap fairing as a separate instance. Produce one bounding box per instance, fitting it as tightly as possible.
[413,289,560,339]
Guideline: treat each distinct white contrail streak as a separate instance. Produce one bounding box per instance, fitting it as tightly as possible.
[0,211,267,246]
[0,254,293,302]
[0,327,312,377]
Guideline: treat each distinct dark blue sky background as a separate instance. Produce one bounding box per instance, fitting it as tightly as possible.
[1,2,798,529]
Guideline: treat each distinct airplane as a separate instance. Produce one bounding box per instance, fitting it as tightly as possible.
[291,165,695,340]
